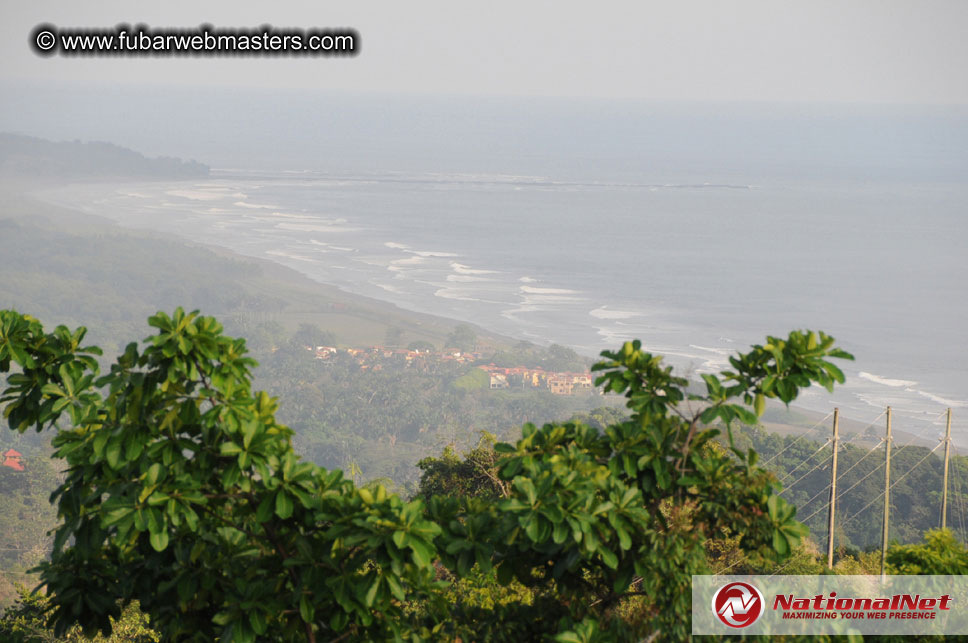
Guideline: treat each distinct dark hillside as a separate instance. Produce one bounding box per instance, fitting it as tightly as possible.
[0,132,207,180]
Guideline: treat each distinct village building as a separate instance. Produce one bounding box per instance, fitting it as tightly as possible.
[2,448,24,471]
[547,375,574,396]
[571,374,593,390]
[477,365,596,396]
[489,373,509,389]
[313,346,338,359]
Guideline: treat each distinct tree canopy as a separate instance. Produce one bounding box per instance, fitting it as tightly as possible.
[445,325,477,352]
[0,308,853,641]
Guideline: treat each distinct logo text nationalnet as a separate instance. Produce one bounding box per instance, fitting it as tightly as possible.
[774,592,952,621]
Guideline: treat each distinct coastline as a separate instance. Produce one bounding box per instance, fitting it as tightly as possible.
[15,176,957,450]
[3,181,516,351]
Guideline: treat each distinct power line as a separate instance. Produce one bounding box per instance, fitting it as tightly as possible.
[714,556,747,576]
[762,410,833,467]
[778,438,832,486]
[778,413,887,550]
[768,553,805,578]
[799,453,893,528]
[839,410,888,449]
[794,482,832,517]
[892,409,949,459]
[780,413,884,498]
[952,445,967,542]
[793,490,836,554]
[841,442,944,527]
[836,458,888,505]
[800,497,834,526]
[834,437,886,484]
[780,441,942,576]
[803,447,882,525]
[801,445,938,569]
[798,412,938,534]
[724,407,954,576]
[781,440,834,491]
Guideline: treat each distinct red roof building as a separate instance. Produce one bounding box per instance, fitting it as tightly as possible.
[2,448,24,471]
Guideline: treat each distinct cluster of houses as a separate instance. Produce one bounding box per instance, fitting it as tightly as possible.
[304,345,596,396]
[476,365,596,396]
[307,345,484,369]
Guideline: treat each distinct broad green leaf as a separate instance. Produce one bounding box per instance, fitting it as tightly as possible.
[600,547,618,570]
[409,537,433,568]
[220,441,243,456]
[275,490,293,519]
[256,494,274,523]
[773,530,789,556]
[364,576,380,607]
[299,595,314,623]
[149,530,169,552]
[146,463,163,485]
[105,439,122,468]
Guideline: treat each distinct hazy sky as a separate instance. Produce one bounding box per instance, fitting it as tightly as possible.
[3,0,967,103]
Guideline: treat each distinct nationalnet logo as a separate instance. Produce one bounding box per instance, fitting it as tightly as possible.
[694,576,967,636]
[712,581,765,628]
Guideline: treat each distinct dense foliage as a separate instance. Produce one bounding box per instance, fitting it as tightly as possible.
[416,434,509,501]
[0,587,158,643]
[887,528,968,575]
[0,308,853,640]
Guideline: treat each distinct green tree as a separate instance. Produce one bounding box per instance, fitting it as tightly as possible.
[445,324,476,352]
[0,309,444,642]
[568,407,628,432]
[290,323,336,349]
[887,528,968,574]
[544,344,586,372]
[416,434,509,501]
[0,309,852,641]
[428,331,853,640]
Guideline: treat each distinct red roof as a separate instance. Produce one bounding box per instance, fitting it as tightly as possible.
[2,449,24,471]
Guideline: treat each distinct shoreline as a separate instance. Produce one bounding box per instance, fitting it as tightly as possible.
[5,180,517,352]
[16,176,960,450]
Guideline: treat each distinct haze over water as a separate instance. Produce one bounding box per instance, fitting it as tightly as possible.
[23,94,968,441]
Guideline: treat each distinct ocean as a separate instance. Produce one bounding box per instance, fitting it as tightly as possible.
[37,165,967,442]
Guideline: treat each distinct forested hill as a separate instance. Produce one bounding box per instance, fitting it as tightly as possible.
[0,133,207,180]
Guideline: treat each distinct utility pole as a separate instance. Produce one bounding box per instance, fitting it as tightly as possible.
[941,408,953,530]
[880,407,893,579]
[826,408,840,569]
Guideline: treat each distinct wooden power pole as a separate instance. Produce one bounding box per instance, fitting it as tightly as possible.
[826,408,840,569]
[880,407,893,579]
[941,408,953,530]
